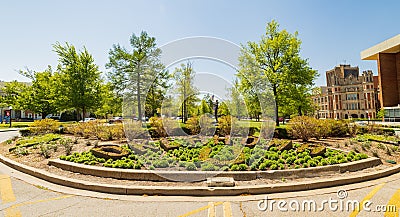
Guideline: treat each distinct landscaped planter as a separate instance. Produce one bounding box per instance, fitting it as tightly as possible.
[91,145,129,160]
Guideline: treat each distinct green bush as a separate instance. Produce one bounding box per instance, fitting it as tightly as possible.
[330,120,349,137]
[287,116,318,141]
[201,162,218,171]
[149,117,177,137]
[218,115,239,136]
[185,162,197,171]
[238,164,248,171]
[230,164,240,171]
[270,164,278,170]
[29,119,61,135]
[153,159,169,168]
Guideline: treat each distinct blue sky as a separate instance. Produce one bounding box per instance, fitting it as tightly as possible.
[0,0,399,86]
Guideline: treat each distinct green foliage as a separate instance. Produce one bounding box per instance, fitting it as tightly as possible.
[173,62,199,123]
[53,42,104,120]
[60,138,73,155]
[218,115,239,136]
[28,119,61,135]
[237,20,317,126]
[148,117,177,137]
[230,164,240,171]
[12,147,29,157]
[287,116,318,141]
[18,66,59,118]
[107,31,165,121]
[185,162,197,171]
[65,121,125,140]
[153,159,169,168]
[0,80,29,110]
[201,162,218,171]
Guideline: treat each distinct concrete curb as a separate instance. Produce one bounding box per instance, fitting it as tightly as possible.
[48,157,383,181]
[0,154,397,196]
[0,128,21,132]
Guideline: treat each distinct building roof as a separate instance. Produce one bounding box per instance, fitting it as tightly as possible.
[361,34,400,60]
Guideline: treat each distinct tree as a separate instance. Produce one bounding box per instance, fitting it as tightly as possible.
[106,31,165,122]
[0,81,29,110]
[238,20,317,126]
[53,42,103,120]
[94,83,122,118]
[173,61,199,123]
[217,101,230,116]
[199,99,211,115]
[227,79,246,120]
[18,66,59,118]
[145,69,170,117]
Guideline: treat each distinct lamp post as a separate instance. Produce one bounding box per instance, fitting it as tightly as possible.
[8,106,12,128]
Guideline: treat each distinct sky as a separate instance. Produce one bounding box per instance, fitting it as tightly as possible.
[0,0,399,86]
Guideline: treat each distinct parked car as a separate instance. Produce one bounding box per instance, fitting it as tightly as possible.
[109,117,123,124]
[80,117,96,122]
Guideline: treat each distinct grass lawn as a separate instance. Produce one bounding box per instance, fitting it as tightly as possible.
[0,122,33,129]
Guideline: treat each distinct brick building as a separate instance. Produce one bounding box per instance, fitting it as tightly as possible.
[312,64,378,119]
[361,34,400,121]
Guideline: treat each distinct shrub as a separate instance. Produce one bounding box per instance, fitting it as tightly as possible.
[149,117,177,137]
[230,164,240,171]
[185,115,215,136]
[123,120,148,140]
[65,121,125,140]
[330,120,349,137]
[238,164,248,171]
[315,119,332,139]
[153,159,169,168]
[186,116,200,135]
[201,162,218,171]
[287,116,318,142]
[29,119,61,135]
[218,115,239,136]
[185,162,197,171]
[270,164,278,170]
[12,147,29,156]
[39,144,51,158]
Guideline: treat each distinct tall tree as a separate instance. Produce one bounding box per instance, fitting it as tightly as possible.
[199,99,211,115]
[227,79,246,120]
[53,42,103,120]
[18,66,59,118]
[145,69,170,117]
[0,81,28,110]
[94,83,122,118]
[106,31,165,122]
[238,20,317,126]
[173,62,198,123]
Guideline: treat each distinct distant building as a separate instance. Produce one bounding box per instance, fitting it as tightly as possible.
[0,81,42,122]
[361,34,400,121]
[312,64,378,119]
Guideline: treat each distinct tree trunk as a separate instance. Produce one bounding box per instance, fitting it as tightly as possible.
[137,69,142,122]
[82,106,86,120]
[42,112,48,120]
[76,109,80,121]
[298,105,302,116]
[273,85,279,126]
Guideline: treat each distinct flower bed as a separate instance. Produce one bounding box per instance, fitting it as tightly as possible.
[58,138,369,171]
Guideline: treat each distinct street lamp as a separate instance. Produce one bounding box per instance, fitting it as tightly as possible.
[8,106,12,128]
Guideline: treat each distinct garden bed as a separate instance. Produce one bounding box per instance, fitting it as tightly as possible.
[1,126,400,184]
